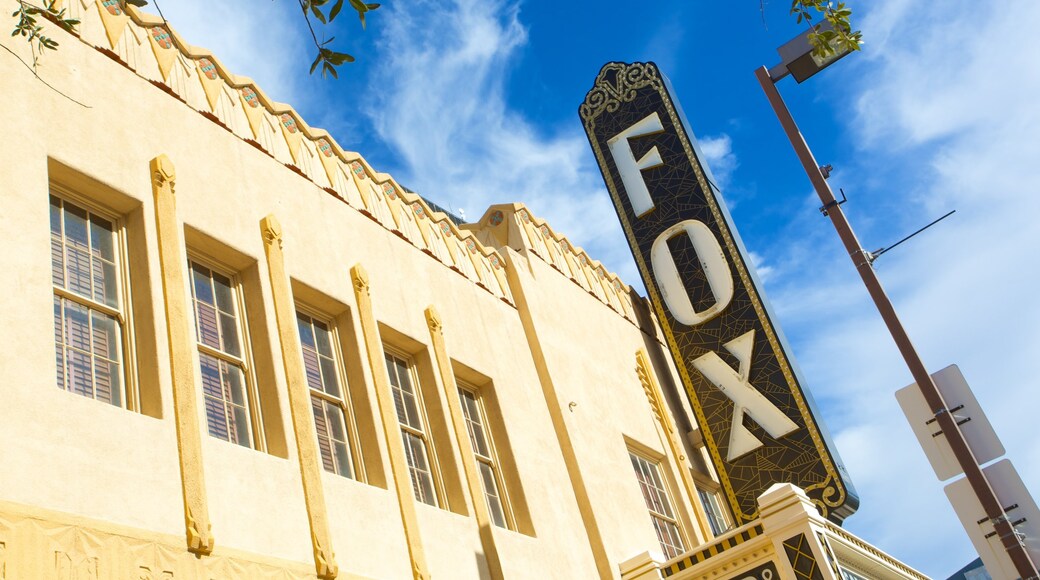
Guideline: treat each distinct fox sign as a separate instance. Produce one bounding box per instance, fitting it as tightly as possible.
[580,62,858,524]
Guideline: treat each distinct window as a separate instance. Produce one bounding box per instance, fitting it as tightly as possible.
[297,310,355,479]
[697,487,730,537]
[630,452,686,559]
[189,260,254,448]
[458,386,509,529]
[385,351,438,506]
[50,195,128,407]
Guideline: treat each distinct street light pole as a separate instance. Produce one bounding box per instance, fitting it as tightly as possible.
[755,65,1038,579]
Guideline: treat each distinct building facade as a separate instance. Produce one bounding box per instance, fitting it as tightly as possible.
[1,2,930,578]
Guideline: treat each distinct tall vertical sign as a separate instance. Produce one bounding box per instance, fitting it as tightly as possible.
[580,62,858,524]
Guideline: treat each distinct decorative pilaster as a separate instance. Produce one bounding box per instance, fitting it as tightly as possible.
[424,306,505,580]
[501,251,613,579]
[636,348,713,544]
[350,265,430,580]
[259,215,338,579]
[149,155,215,555]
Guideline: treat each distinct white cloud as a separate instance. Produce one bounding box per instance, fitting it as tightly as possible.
[696,134,738,190]
[754,1,1040,575]
[364,0,640,283]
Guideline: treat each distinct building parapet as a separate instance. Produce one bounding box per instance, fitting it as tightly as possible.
[53,0,513,306]
[467,203,639,325]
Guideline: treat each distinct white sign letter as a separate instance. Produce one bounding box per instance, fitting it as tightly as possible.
[692,330,799,461]
[607,112,665,217]
[651,220,734,326]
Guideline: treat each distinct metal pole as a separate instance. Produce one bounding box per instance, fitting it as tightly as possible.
[755,65,1038,579]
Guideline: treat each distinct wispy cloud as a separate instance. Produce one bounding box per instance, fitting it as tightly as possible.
[365,0,639,282]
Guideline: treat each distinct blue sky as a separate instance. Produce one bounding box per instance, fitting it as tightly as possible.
[149,1,1040,576]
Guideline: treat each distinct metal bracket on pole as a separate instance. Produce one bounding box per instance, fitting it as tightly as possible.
[818,188,847,217]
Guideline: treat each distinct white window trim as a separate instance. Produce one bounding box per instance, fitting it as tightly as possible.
[296,304,365,482]
[50,187,140,411]
[384,346,445,508]
[187,252,265,452]
[458,383,515,530]
[628,449,687,559]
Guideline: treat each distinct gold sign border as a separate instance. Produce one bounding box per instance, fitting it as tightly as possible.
[580,62,846,523]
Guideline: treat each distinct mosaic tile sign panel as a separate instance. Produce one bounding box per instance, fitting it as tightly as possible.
[579,61,858,525]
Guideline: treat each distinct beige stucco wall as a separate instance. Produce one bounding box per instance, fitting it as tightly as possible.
[0,3,720,578]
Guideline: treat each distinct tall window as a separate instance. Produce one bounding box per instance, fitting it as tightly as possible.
[189,260,253,448]
[630,452,686,559]
[385,352,438,506]
[50,195,127,407]
[697,487,730,537]
[458,386,509,528]
[297,311,354,479]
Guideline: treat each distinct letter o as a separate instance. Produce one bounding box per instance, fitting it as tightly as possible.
[650,220,734,326]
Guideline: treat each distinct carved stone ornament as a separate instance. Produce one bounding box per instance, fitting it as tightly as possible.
[260,214,284,248]
[351,264,370,295]
[185,506,215,555]
[151,154,176,193]
[425,307,442,334]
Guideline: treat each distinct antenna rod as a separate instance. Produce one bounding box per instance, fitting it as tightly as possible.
[872,210,956,261]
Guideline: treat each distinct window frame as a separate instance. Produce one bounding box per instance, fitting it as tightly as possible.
[187,253,265,451]
[49,189,140,410]
[383,346,444,508]
[457,383,514,530]
[628,449,687,560]
[696,485,731,537]
[295,304,365,481]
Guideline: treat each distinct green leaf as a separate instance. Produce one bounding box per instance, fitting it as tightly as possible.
[310,4,327,24]
[349,0,367,13]
[359,11,366,29]
[329,0,344,21]
[125,0,148,7]
[366,3,380,9]
[310,53,322,75]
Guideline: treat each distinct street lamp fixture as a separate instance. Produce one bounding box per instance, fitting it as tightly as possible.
[755,31,1039,579]
[767,21,853,83]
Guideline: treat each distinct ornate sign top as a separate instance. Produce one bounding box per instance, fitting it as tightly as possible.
[580,62,857,524]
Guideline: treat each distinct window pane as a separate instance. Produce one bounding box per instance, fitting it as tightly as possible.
[196,302,220,349]
[314,321,332,356]
[66,245,92,298]
[302,346,323,391]
[200,354,229,440]
[479,462,506,528]
[231,405,251,447]
[223,361,247,406]
[312,395,336,472]
[89,216,114,261]
[405,433,436,506]
[213,274,235,314]
[297,314,315,348]
[333,441,353,479]
[219,312,240,357]
[94,359,122,407]
[64,203,89,251]
[319,357,341,398]
[325,400,347,442]
[91,310,120,361]
[67,349,93,398]
[53,297,65,390]
[191,263,214,305]
[64,300,91,352]
[95,259,118,307]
